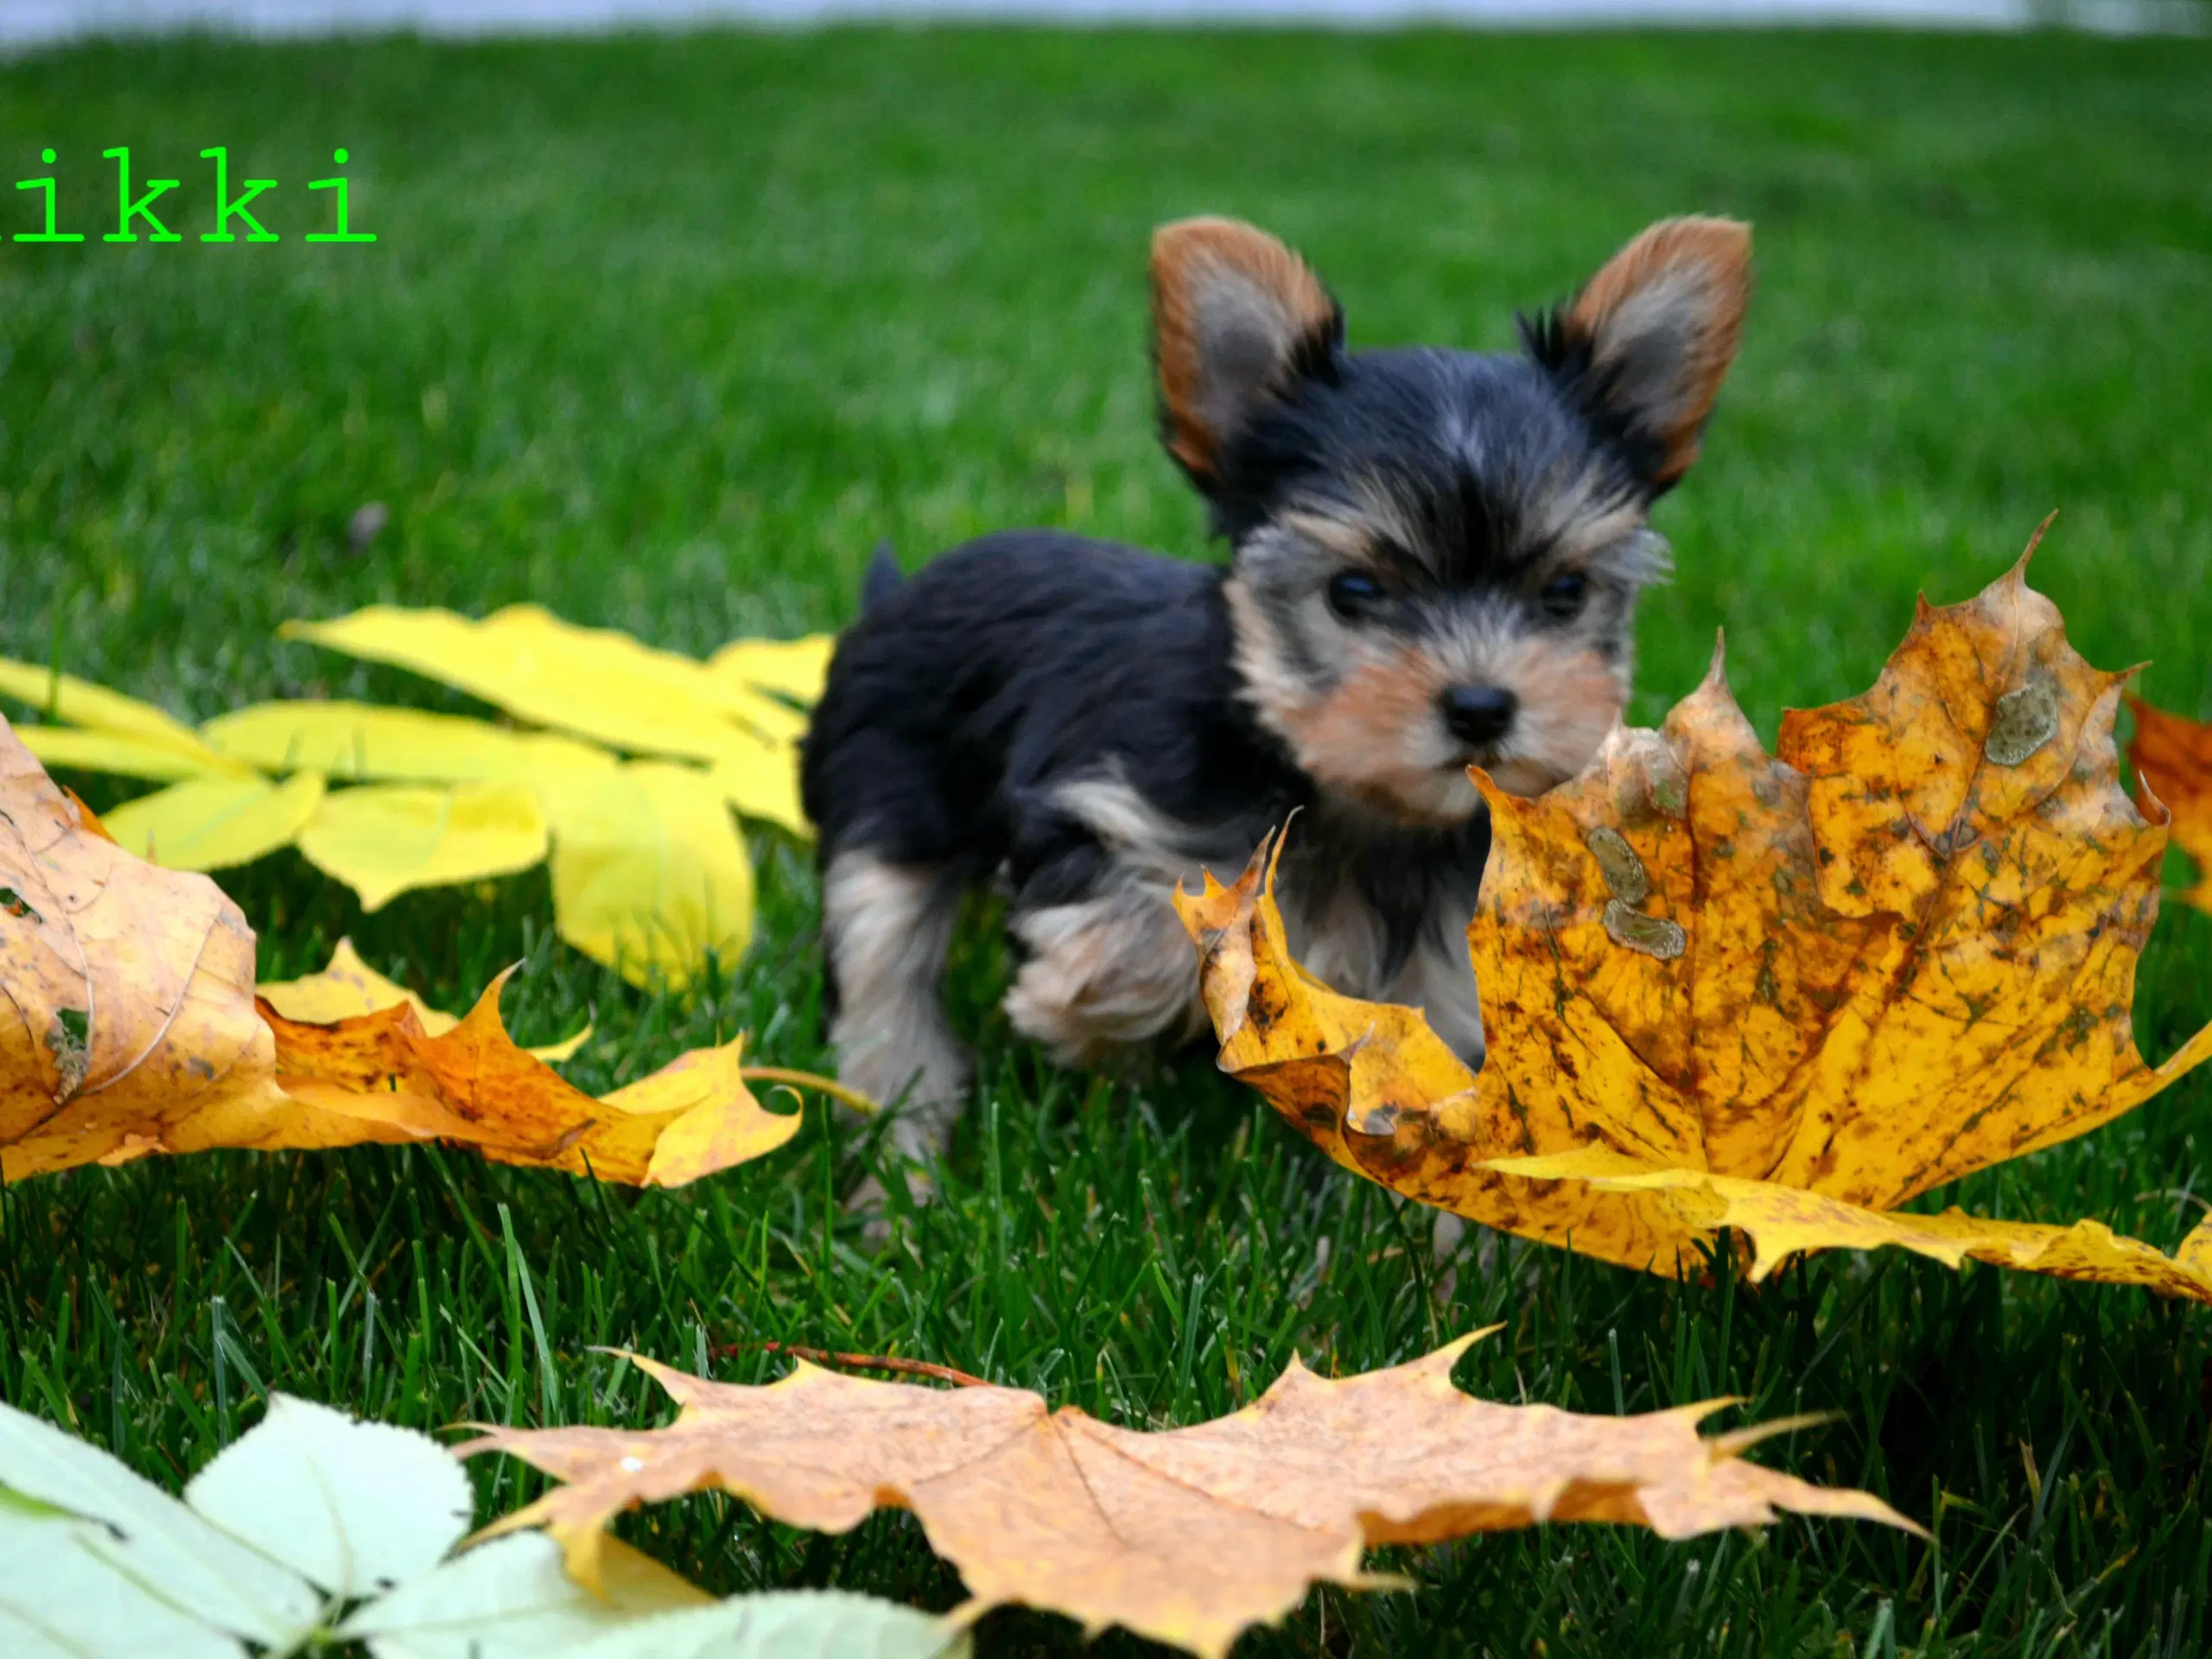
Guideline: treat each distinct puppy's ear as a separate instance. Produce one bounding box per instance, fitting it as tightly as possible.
[1151,217,1343,486]
[1527,216,1752,495]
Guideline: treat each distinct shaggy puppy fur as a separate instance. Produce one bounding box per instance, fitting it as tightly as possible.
[803,214,1752,1189]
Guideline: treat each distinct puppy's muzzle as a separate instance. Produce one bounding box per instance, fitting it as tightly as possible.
[1439,683,1518,748]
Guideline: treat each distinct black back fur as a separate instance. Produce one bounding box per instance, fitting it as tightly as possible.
[800,531,1494,981]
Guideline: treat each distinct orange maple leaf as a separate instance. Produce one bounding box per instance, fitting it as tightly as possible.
[1177,543,2212,1300]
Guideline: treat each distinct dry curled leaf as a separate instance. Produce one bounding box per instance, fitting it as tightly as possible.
[1,715,295,1179]
[1178,543,2212,1300]
[459,1335,1913,1659]
[2,716,799,1185]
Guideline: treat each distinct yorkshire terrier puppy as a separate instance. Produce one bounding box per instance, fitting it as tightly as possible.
[802,213,1751,1190]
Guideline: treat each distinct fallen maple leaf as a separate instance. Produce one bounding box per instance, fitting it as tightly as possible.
[2,711,296,1178]
[459,1335,1914,1659]
[250,976,799,1185]
[0,657,239,777]
[261,938,592,1061]
[2126,692,2212,913]
[1177,540,2212,1301]
[284,605,810,777]
[0,610,830,989]
[1,715,810,1184]
[106,772,331,874]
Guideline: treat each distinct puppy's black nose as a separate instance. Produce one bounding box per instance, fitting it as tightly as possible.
[1440,683,1517,747]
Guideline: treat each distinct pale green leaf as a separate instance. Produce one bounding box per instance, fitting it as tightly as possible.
[539,762,755,989]
[557,1589,970,1659]
[287,606,805,762]
[0,657,222,761]
[184,1395,473,1603]
[339,1531,707,1657]
[103,772,327,872]
[296,782,550,912]
[0,1503,245,1659]
[0,1402,942,1659]
[0,1400,321,1646]
[204,701,615,785]
[0,1485,69,1521]
[14,724,244,783]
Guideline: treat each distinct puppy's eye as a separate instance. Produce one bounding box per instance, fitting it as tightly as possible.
[1540,573,1589,620]
[1327,571,1386,620]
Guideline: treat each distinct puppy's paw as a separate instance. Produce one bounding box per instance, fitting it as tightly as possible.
[1431,1208,1467,1265]
[844,1161,939,1247]
[1429,1210,1465,1304]
[845,1113,951,1249]
[843,1173,901,1251]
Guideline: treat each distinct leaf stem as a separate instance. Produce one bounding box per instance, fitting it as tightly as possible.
[715,1338,990,1389]
[738,1065,877,1116]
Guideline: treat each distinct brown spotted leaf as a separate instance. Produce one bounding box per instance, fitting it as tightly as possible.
[1179,543,2212,1297]
[460,1335,1914,1659]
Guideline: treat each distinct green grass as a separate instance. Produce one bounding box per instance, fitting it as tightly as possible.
[5,25,2212,1657]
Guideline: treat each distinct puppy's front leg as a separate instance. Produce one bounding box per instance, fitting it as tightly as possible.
[1003,877,1210,1068]
[1384,922,1486,1074]
[822,850,972,1211]
[1383,925,1489,1270]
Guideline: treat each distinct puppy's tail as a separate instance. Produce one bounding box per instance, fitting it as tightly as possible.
[861,540,904,613]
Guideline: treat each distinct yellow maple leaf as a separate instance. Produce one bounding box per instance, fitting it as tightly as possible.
[536,762,758,990]
[0,656,233,772]
[703,729,810,842]
[280,606,822,838]
[1177,545,2212,1300]
[204,699,616,784]
[294,781,551,912]
[102,772,329,872]
[708,633,836,705]
[13,723,243,783]
[460,1334,1914,1659]
[203,700,768,978]
[285,604,811,766]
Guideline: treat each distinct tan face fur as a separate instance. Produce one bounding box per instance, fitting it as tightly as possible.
[1226,486,1660,823]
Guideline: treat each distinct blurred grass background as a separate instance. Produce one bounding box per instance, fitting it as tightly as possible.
[3,27,2211,1656]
